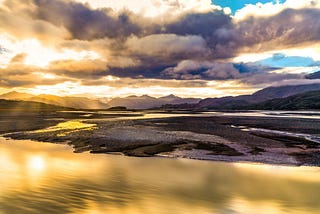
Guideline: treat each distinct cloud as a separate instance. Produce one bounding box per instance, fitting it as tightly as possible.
[74,0,217,17]
[234,0,320,20]
[1,0,320,96]
[203,63,241,79]
[161,60,278,80]
[238,8,320,50]
[126,34,208,58]
[0,0,70,43]
[161,60,237,80]
[0,65,70,87]
[240,72,305,86]
[34,0,142,40]
[164,11,237,58]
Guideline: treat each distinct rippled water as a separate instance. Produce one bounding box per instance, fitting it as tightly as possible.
[1,137,320,214]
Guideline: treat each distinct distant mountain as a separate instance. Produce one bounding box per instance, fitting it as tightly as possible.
[306,71,320,79]
[160,94,201,105]
[29,94,109,109]
[196,83,320,110]
[108,94,201,109]
[249,90,320,110]
[251,83,320,99]
[0,91,200,110]
[0,99,72,112]
[0,91,109,109]
[0,91,34,100]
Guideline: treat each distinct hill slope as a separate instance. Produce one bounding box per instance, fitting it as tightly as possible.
[0,99,72,112]
[197,83,320,109]
[249,90,320,110]
[306,71,320,79]
[108,94,201,109]
[0,92,109,109]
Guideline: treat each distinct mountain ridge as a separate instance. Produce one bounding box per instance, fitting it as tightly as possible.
[0,99,73,112]
[0,92,109,109]
[2,83,320,110]
[196,83,320,110]
[0,91,201,110]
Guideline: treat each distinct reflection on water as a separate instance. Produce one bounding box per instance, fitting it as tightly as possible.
[59,110,320,121]
[1,137,320,214]
[32,120,97,136]
[203,110,320,119]
[240,127,320,144]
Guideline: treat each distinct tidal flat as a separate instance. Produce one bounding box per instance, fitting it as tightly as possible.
[1,110,320,166]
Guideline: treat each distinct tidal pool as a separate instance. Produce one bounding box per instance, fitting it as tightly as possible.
[0,137,320,214]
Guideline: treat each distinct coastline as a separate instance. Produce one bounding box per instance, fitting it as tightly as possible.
[1,111,319,167]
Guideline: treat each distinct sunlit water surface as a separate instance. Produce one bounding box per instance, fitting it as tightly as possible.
[1,137,320,214]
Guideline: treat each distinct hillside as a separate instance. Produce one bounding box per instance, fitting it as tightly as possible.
[29,94,109,109]
[108,94,201,109]
[196,83,320,110]
[0,99,72,112]
[249,90,320,110]
[306,71,320,79]
[0,92,109,109]
[0,91,34,100]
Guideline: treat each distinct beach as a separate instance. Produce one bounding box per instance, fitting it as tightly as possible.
[1,110,319,166]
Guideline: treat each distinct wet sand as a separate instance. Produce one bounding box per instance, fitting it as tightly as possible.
[1,111,320,166]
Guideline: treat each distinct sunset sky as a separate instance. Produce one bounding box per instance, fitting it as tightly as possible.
[1,0,320,98]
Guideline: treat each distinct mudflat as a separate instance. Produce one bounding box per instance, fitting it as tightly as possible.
[1,110,319,166]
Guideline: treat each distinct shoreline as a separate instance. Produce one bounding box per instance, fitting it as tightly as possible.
[1,111,319,167]
[0,136,316,168]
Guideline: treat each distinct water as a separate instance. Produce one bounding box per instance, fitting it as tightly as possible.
[204,110,320,120]
[60,110,320,120]
[240,127,320,144]
[1,137,320,214]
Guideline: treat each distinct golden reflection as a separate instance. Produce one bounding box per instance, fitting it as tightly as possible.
[0,137,320,214]
[28,156,45,171]
[32,120,97,136]
[233,162,320,182]
[230,198,291,214]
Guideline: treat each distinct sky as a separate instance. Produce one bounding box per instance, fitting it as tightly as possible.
[0,0,320,98]
[214,0,284,12]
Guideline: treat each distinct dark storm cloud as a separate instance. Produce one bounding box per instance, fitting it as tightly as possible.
[160,60,281,80]
[237,8,320,52]
[2,0,320,89]
[241,72,306,86]
[34,0,142,40]
[33,1,320,64]
[164,12,238,59]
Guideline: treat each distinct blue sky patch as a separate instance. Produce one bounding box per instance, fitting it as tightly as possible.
[213,0,285,13]
[258,54,320,68]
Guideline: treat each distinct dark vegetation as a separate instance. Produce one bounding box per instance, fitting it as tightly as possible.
[249,90,320,110]
[0,99,72,112]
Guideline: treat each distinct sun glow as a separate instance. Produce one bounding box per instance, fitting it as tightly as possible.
[28,156,46,171]
[26,80,254,98]
[0,34,101,68]
[32,72,57,79]
[23,40,101,68]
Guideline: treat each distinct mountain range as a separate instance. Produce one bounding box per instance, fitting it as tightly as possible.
[162,83,320,110]
[107,94,201,109]
[0,92,109,109]
[195,83,320,110]
[0,99,72,112]
[1,83,320,110]
[0,92,201,110]
[248,90,320,110]
[306,71,320,79]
